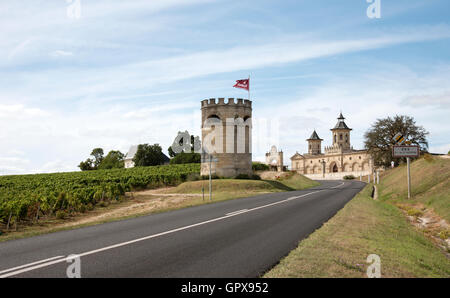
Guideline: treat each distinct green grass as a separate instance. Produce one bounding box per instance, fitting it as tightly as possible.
[264,184,450,278]
[166,173,320,198]
[378,156,450,221]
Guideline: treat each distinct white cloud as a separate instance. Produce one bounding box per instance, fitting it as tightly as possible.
[51,50,74,57]
[0,104,50,119]
[402,92,450,108]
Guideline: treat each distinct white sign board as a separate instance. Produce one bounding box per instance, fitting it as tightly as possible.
[393,145,420,158]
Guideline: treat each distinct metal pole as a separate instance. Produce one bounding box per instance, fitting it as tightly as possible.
[376,171,379,184]
[407,157,411,199]
[209,155,212,201]
[248,75,250,101]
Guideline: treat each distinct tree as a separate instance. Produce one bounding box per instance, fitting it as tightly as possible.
[364,115,429,167]
[168,146,177,158]
[78,158,94,171]
[98,150,125,170]
[133,144,166,167]
[90,148,104,168]
[78,148,105,171]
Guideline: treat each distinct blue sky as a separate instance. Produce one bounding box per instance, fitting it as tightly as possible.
[1,0,450,174]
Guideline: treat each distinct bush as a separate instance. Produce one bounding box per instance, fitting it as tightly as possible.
[170,152,201,164]
[252,174,261,180]
[438,230,450,240]
[98,201,109,208]
[186,173,201,182]
[252,162,269,171]
[55,210,67,219]
[343,175,355,180]
[200,174,219,180]
[235,174,261,180]
[407,208,423,217]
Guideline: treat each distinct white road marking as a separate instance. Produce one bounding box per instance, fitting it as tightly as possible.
[1,181,346,278]
[0,255,65,275]
[226,209,248,216]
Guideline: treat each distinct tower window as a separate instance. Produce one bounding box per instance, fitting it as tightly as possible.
[339,134,343,140]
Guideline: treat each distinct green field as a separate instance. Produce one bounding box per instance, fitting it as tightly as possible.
[0,164,200,228]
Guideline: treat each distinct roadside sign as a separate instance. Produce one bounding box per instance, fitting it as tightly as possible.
[393,145,420,158]
[393,133,405,145]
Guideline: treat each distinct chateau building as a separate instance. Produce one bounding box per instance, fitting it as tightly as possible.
[265,145,284,172]
[290,113,374,179]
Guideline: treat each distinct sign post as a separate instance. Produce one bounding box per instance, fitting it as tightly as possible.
[407,157,411,199]
[392,145,419,199]
[202,152,218,201]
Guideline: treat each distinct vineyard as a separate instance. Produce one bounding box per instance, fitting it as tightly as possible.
[0,164,200,230]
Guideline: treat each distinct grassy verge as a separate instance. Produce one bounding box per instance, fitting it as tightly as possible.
[166,173,320,199]
[265,184,450,277]
[377,155,450,222]
[0,173,318,242]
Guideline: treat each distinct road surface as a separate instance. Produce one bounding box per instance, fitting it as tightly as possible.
[0,180,365,278]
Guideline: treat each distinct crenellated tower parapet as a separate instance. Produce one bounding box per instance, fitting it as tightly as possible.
[201,98,252,108]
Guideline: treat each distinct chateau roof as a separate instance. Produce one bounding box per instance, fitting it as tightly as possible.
[307,130,323,141]
[290,152,304,160]
[331,112,352,130]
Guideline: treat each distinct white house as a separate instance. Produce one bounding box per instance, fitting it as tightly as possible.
[124,145,138,168]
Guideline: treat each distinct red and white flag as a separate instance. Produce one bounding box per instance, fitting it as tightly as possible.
[233,78,249,91]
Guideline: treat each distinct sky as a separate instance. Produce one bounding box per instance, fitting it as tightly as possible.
[1,0,450,175]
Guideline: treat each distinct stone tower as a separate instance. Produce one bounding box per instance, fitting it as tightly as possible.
[200,98,252,177]
[307,130,323,155]
[330,112,352,151]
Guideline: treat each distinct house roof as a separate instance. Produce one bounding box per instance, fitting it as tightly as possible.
[307,130,323,141]
[331,112,352,130]
[125,145,138,160]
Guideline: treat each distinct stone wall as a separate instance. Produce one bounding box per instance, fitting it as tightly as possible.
[200,98,252,177]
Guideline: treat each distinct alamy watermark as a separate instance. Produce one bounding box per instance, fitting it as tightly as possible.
[366,0,381,19]
[66,254,81,278]
[170,117,279,156]
[66,0,81,19]
[366,254,381,278]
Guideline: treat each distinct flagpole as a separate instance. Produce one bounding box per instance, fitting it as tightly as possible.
[248,75,250,101]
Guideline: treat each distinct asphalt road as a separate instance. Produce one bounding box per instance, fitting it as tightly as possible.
[0,180,365,278]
